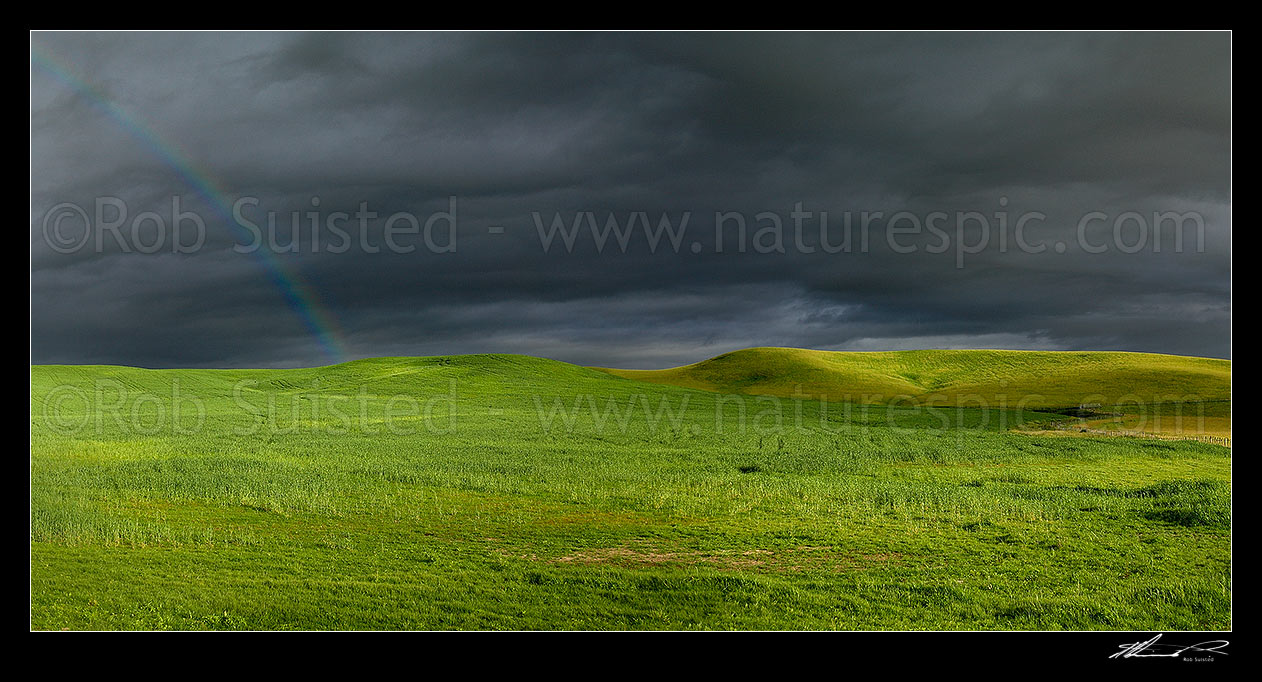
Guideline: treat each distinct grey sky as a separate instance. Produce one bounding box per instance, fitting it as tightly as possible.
[31,31,1231,368]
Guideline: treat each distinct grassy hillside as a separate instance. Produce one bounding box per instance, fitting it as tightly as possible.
[595,347,1231,409]
[31,354,1230,630]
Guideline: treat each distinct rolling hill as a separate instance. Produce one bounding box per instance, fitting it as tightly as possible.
[593,347,1231,409]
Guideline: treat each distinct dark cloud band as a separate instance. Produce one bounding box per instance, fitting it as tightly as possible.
[31,32,1231,368]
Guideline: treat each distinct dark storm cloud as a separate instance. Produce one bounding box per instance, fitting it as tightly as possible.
[31,31,1231,369]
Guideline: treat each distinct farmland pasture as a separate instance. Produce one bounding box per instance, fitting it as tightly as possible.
[30,352,1230,630]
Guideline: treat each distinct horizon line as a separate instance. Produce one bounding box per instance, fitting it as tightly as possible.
[28,345,1233,372]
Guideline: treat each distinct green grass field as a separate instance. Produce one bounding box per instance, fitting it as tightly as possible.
[30,351,1231,630]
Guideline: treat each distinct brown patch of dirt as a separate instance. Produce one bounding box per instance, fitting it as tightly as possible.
[536,545,905,572]
[860,553,903,561]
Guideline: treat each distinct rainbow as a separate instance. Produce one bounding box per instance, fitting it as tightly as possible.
[32,44,349,364]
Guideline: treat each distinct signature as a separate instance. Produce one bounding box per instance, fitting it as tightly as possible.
[1111,633,1230,659]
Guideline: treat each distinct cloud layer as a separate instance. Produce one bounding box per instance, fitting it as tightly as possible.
[31,32,1231,368]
